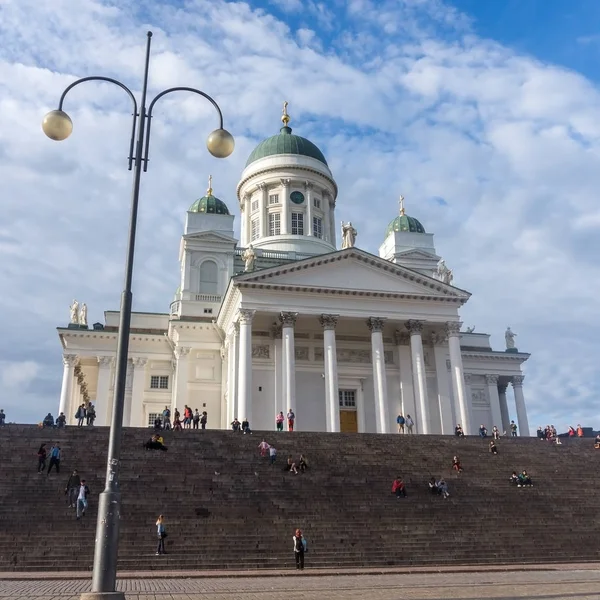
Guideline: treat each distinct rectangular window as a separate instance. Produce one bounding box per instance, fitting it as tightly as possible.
[313,216,323,239]
[269,213,281,236]
[251,218,259,241]
[148,413,160,427]
[291,212,304,235]
[251,199,259,212]
[339,390,356,408]
[313,197,321,209]
[203,308,213,314]
[269,194,279,205]
[150,375,169,390]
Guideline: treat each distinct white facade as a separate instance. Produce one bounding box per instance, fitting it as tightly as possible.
[56,113,531,435]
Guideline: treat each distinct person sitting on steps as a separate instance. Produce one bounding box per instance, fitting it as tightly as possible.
[594,434,600,449]
[518,470,533,487]
[454,424,464,437]
[437,478,450,499]
[391,476,407,498]
[509,471,519,485]
[298,454,308,472]
[428,477,440,495]
[284,455,298,474]
[144,434,168,451]
[479,424,488,438]
[231,418,241,432]
[492,426,500,440]
[489,440,498,455]
[452,456,463,473]
[241,418,252,434]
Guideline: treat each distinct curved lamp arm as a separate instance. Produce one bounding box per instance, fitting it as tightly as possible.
[58,76,139,170]
[144,87,225,171]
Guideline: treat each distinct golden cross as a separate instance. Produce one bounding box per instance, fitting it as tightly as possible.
[282,100,290,126]
[207,174,213,195]
[399,195,405,216]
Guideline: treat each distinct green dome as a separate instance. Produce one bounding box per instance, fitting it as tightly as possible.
[386,214,426,237]
[189,194,230,215]
[245,126,328,167]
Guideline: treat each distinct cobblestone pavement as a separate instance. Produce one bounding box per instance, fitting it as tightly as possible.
[2,570,600,600]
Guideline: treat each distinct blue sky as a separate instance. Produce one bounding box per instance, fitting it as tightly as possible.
[0,0,599,432]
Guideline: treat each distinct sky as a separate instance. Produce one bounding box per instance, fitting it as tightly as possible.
[0,0,599,432]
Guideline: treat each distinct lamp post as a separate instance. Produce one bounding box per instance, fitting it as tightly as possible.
[43,32,234,600]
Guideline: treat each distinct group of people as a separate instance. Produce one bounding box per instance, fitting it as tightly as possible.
[154,406,208,431]
[42,412,67,428]
[395,414,415,434]
[509,470,533,487]
[36,442,62,475]
[231,418,252,434]
[276,410,296,431]
[145,433,168,451]
[75,402,96,426]
[65,469,91,519]
[538,424,561,443]
[257,438,308,473]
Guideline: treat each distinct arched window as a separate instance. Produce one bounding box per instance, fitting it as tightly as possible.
[199,260,218,294]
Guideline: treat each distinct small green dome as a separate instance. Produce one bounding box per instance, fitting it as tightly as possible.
[386,214,426,236]
[189,194,230,215]
[245,126,328,167]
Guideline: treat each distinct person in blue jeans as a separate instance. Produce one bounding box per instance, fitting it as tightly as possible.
[47,444,61,475]
[396,414,405,434]
[156,515,167,555]
[76,480,90,520]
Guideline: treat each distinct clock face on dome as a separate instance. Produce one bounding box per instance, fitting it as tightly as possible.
[290,191,305,205]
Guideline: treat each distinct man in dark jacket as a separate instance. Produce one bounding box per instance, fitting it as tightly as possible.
[65,470,81,507]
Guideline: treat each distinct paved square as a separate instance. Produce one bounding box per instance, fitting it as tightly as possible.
[1,570,600,600]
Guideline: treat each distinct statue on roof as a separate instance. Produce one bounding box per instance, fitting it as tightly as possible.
[69,299,79,324]
[341,221,357,249]
[434,259,453,285]
[242,244,256,272]
[79,303,88,327]
[505,326,517,350]
[465,326,475,333]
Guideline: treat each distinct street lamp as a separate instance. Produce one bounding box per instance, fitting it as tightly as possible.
[43,32,234,600]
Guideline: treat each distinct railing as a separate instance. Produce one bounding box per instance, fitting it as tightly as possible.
[194,294,222,302]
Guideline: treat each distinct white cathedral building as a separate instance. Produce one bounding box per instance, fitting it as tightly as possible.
[56,107,531,436]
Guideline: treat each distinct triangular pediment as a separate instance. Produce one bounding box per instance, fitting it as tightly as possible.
[394,248,440,261]
[183,230,237,244]
[234,248,469,300]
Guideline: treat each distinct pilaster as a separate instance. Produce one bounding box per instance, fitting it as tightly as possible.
[320,314,340,433]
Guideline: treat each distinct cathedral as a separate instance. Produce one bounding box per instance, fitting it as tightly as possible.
[56,105,531,436]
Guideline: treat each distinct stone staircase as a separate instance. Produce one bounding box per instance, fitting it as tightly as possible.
[0,424,599,572]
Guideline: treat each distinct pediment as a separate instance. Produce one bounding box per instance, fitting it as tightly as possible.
[183,231,237,244]
[235,248,469,300]
[394,248,440,261]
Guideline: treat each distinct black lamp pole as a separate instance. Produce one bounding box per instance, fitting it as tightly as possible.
[42,32,234,600]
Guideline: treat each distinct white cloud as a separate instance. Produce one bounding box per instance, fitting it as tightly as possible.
[0,0,599,432]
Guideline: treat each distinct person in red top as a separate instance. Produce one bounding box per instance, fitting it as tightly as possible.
[577,425,584,438]
[391,477,406,498]
[568,426,576,437]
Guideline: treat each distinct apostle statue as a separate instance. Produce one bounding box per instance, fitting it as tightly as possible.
[505,326,517,350]
[465,326,475,333]
[69,299,79,324]
[341,221,357,249]
[242,245,256,272]
[434,259,453,285]
[79,303,88,327]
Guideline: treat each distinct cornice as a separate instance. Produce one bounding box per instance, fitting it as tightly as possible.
[236,164,338,200]
[461,351,530,363]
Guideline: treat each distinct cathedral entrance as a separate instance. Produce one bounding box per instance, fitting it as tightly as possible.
[339,389,358,433]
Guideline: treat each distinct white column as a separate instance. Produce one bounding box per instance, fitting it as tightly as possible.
[369,317,389,434]
[237,309,255,424]
[320,314,340,433]
[323,193,331,242]
[173,346,191,414]
[129,358,148,427]
[445,321,472,434]
[226,323,240,423]
[123,359,134,427]
[271,324,284,421]
[258,183,267,238]
[498,383,510,433]
[58,354,77,419]
[406,320,429,433]
[329,199,336,246]
[280,312,298,422]
[239,195,247,247]
[280,178,291,234]
[395,331,417,431]
[512,375,529,437]
[95,356,113,427]
[305,182,313,237]
[433,334,454,434]
[486,375,503,433]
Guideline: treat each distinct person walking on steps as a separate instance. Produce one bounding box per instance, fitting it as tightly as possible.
[65,470,81,507]
[292,528,306,570]
[156,515,167,555]
[76,480,90,520]
[47,443,61,475]
[36,443,47,474]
